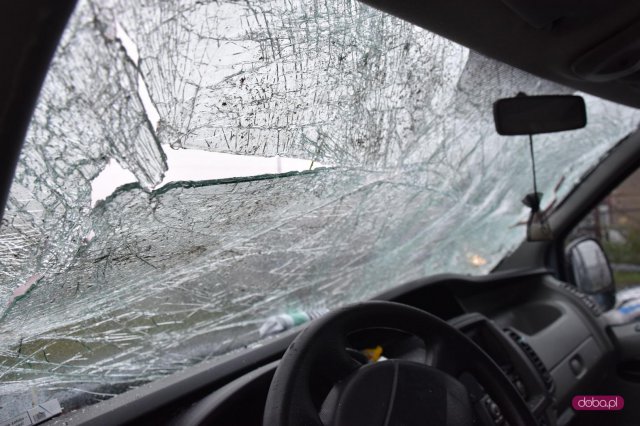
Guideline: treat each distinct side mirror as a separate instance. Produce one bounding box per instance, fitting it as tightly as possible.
[565,238,616,311]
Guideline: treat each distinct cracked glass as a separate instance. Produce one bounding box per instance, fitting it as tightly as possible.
[1,0,639,417]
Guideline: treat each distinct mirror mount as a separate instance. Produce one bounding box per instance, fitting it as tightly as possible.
[522,130,553,241]
[522,189,552,241]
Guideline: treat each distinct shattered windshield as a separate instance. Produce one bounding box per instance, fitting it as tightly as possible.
[1,0,639,417]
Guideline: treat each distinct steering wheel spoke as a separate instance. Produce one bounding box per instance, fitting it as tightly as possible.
[429,337,464,377]
[315,343,362,384]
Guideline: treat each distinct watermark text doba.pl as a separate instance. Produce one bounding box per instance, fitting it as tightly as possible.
[572,395,624,411]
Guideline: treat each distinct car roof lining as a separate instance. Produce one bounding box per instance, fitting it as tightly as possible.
[360,0,640,109]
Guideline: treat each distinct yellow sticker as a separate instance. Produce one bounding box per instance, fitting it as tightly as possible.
[362,345,383,362]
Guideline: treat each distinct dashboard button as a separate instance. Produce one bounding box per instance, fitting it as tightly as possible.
[570,357,583,376]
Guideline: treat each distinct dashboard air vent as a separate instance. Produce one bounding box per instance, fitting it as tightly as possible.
[553,281,602,316]
[504,328,555,394]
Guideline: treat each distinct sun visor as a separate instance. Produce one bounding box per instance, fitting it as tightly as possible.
[572,20,640,83]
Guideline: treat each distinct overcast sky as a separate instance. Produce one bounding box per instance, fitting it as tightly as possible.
[91,146,317,206]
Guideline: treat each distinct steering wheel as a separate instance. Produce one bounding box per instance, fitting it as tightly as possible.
[263,301,537,426]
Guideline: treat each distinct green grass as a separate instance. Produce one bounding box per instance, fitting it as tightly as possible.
[614,270,640,289]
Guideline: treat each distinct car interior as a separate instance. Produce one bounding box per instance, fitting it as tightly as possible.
[3,1,640,426]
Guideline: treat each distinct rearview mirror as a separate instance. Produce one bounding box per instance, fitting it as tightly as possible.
[493,95,586,135]
[565,238,616,311]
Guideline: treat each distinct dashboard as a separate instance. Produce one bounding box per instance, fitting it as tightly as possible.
[49,270,614,426]
[382,271,613,425]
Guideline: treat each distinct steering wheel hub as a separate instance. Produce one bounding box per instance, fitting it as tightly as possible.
[319,359,473,426]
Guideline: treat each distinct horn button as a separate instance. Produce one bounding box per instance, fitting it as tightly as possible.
[319,360,473,426]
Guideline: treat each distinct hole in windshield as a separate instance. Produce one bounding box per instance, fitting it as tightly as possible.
[91,147,321,206]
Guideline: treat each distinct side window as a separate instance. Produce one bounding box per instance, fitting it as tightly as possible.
[567,169,640,292]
